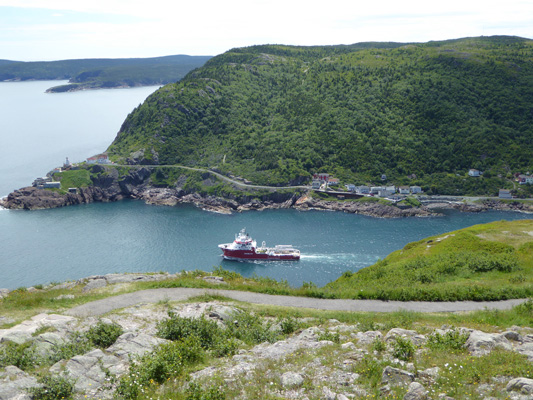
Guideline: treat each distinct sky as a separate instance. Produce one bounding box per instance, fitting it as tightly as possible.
[1,0,532,61]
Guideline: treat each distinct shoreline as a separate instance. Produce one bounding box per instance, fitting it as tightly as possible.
[1,165,532,217]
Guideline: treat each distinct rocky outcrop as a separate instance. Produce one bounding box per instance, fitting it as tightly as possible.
[293,195,436,218]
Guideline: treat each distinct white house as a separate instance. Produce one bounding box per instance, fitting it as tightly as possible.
[386,185,396,193]
[87,154,111,164]
[468,169,482,177]
[398,186,410,195]
[357,186,370,194]
[345,184,356,192]
[327,178,340,186]
[518,175,533,185]
[370,186,382,194]
[410,186,422,194]
[312,180,321,189]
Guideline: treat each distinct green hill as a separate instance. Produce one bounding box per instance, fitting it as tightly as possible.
[0,55,212,91]
[107,36,533,195]
[325,219,533,301]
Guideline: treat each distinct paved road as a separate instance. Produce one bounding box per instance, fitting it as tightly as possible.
[65,288,528,317]
[114,164,309,191]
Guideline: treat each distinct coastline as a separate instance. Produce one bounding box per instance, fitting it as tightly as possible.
[1,165,532,217]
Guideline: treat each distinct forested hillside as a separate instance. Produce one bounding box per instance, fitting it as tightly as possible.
[108,36,533,194]
[0,55,211,91]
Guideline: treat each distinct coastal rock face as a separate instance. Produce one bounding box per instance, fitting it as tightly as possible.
[294,195,435,218]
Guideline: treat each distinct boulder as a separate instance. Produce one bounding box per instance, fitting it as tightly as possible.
[354,330,382,345]
[404,382,427,400]
[506,377,533,394]
[281,372,304,388]
[465,330,512,356]
[107,332,168,359]
[381,366,415,386]
[0,366,39,400]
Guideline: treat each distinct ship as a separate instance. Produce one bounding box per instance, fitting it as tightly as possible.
[218,228,300,261]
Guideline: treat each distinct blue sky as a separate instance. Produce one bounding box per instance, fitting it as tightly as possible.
[1,0,532,61]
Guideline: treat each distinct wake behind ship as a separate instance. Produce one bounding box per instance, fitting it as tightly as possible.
[218,229,300,261]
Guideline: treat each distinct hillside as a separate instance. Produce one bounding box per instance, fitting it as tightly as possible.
[326,219,533,301]
[108,36,533,195]
[0,55,212,91]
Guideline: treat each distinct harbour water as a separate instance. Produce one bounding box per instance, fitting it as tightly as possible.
[0,82,531,290]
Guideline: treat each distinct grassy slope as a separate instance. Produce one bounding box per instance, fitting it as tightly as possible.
[326,219,533,301]
[108,36,533,195]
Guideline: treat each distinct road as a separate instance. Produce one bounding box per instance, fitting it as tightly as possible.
[65,288,528,317]
[114,164,310,191]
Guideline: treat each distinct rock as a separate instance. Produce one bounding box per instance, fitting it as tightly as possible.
[0,289,10,299]
[354,330,382,345]
[385,328,426,346]
[341,342,356,350]
[404,382,427,400]
[418,367,440,384]
[381,366,415,386]
[0,314,75,344]
[506,377,533,394]
[50,348,127,394]
[515,342,533,361]
[208,305,240,321]
[55,294,75,300]
[281,372,304,388]
[82,278,107,292]
[500,331,523,342]
[32,332,65,357]
[321,386,337,400]
[0,366,39,400]
[465,330,512,356]
[107,332,168,359]
[202,276,227,285]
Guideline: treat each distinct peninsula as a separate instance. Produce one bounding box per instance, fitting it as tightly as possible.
[0,55,212,92]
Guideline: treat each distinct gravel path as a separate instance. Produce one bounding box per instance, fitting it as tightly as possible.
[65,288,528,317]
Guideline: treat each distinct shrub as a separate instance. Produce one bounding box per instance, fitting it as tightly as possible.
[27,375,74,400]
[371,337,387,353]
[391,336,416,361]
[116,337,204,399]
[186,382,226,400]
[0,341,36,370]
[427,329,469,351]
[156,312,221,349]
[224,310,279,345]
[86,320,124,349]
[279,316,300,335]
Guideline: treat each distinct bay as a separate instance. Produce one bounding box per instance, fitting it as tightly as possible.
[0,81,531,290]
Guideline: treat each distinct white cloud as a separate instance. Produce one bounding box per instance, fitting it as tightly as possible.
[0,0,531,60]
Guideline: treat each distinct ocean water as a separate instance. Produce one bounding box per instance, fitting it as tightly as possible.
[0,82,531,290]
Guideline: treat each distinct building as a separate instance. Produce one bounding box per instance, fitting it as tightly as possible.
[499,189,512,199]
[468,169,482,177]
[345,184,356,192]
[410,186,422,194]
[518,175,533,185]
[370,186,382,194]
[381,174,387,181]
[313,173,330,182]
[87,154,111,164]
[398,186,410,195]
[312,180,321,189]
[44,181,61,189]
[386,185,396,194]
[327,178,340,186]
[63,157,71,168]
[33,177,52,187]
[357,186,370,194]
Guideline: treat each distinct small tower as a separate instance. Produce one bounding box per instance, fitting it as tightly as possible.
[64,157,71,168]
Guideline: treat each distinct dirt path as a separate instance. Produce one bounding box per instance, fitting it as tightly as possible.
[65,288,528,317]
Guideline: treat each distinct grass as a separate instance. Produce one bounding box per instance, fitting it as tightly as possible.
[325,219,533,301]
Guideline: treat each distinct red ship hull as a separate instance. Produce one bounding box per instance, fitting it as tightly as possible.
[220,247,300,261]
